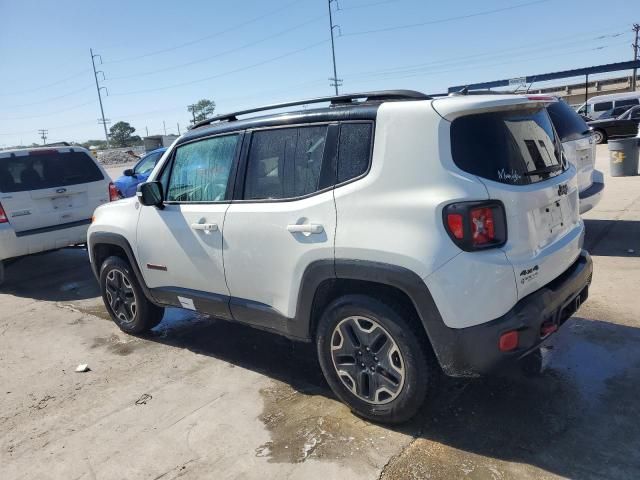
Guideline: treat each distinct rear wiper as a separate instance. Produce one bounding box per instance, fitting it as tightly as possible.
[524,164,563,176]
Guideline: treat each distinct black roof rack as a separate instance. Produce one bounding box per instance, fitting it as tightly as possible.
[190,90,430,130]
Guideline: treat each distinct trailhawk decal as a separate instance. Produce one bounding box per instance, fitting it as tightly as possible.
[520,265,539,284]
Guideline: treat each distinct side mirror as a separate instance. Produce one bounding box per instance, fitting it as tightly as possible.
[124,168,135,177]
[137,181,164,208]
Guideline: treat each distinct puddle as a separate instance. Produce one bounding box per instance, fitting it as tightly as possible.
[256,381,412,466]
[91,334,140,356]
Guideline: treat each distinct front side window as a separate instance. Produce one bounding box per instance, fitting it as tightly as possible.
[135,151,162,175]
[593,101,613,112]
[166,134,238,202]
[451,107,563,185]
[244,126,329,200]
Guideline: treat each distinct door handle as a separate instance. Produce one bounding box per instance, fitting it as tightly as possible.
[191,223,219,233]
[287,223,324,234]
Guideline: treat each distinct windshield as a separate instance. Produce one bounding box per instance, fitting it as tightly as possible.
[451,107,565,185]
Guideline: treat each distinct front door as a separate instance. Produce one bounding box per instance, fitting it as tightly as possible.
[136,133,241,318]
[223,124,337,328]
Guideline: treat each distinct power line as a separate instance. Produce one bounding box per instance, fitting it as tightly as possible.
[111,39,328,96]
[1,86,94,110]
[341,0,551,37]
[107,14,326,81]
[337,0,400,11]
[341,30,627,80]
[343,42,630,87]
[3,101,95,120]
[0,69,92,98]
[103,0,305,64]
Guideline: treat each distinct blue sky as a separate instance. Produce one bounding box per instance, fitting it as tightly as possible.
[0,0,636,146]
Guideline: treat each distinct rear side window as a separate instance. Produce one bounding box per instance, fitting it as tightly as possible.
[451,108,564,185]
[616,98,639,108]
[337,123,373,183]
[547,101,590,142]
[593,102,613,112]
[244,125,328,200]
[0,150,103,193]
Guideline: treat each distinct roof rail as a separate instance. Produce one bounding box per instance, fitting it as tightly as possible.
[190,90,430,130]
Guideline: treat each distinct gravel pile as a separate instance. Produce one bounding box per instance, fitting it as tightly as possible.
[97,149,140,166]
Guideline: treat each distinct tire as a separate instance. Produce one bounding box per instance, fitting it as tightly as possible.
[593,129,606,144]
[99,255,164,334]
[316,294,438,424]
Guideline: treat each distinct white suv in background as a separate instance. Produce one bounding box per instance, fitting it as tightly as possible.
[0,146,115,285]
[88,91,593,423]
[547,98,604,214]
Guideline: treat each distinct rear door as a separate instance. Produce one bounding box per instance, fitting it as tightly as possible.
[223,124,337,327]
[449,105,582,299]
[0,149,108,233]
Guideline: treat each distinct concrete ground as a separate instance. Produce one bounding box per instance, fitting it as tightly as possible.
[1,146,639,479]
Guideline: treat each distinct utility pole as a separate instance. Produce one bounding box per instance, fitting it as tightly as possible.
[145,126,149,137]
[188,104,197,126]
[327,0,342,95]
[633,23,639,91]
[177,123,181,135]
[38,129,48,145]
[90,48,110,147]
[163,121,167,136]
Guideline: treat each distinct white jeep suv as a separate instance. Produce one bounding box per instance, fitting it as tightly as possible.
[88,91,593,423]
[0,146,115,285]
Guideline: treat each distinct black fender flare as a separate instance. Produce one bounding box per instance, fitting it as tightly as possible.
[294,259,457,372]
[88,232,158,304]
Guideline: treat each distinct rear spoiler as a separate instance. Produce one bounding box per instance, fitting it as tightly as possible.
[431,94,557,121]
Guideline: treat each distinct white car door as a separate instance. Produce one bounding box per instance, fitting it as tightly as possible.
[223,124,337,330]
[136,133,241,319]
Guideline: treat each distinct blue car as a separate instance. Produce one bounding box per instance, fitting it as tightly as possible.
[113,148,166,198]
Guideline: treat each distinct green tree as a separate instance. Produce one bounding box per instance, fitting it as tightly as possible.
[109,121,140,147]
[188,99,216,125]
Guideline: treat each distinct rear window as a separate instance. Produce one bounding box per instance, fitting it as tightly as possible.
[451,107,564,185]
[0,150,104,193]
[616,98,639,108]
[547,101,590,142]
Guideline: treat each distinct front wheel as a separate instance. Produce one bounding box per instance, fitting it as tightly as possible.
[316,294,438,424]
[99,256,164,334]
[592,129,606,144]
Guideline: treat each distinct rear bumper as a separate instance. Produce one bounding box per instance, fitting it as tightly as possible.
[430,251,592,377]
[579,174,604,214]
[0,221,89,261]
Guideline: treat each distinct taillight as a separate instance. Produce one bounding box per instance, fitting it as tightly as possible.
[443,201,507,251]
[109,182,120,202]
[0,202,7,224]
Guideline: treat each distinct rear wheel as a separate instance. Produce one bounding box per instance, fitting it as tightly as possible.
[316,294,438,424]
[99,256,164,334]
[592,129,606,144]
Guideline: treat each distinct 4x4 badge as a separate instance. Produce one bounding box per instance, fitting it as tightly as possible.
[557,184,568,196]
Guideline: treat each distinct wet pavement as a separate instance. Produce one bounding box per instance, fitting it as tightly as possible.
[1,145,639,479]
